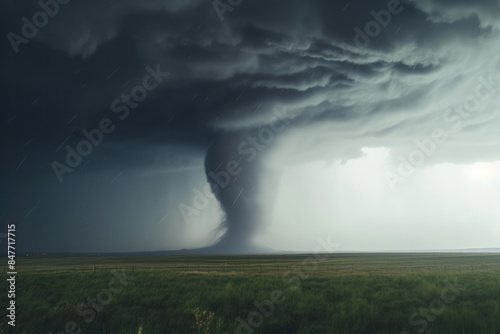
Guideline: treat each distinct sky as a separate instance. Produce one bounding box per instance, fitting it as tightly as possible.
[1,0,500,253]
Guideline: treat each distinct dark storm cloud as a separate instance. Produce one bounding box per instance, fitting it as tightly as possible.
[1,0,500,252]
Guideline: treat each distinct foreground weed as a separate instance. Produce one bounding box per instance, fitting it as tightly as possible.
[193,307,215,334]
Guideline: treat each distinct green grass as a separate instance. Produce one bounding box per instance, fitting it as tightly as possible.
[1,253,499,333]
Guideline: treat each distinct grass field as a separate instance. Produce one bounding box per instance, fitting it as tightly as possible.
[1,253,500,333]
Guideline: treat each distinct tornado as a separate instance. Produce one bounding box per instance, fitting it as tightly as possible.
[203,130,282,254]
